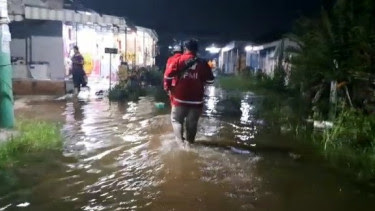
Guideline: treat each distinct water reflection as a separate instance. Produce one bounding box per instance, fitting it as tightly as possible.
[204,86,220,117]
[240,93,255,124]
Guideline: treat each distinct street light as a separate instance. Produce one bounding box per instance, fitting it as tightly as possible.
[205,45,221,54]
[245,45,264,52]
[245,45,253,52]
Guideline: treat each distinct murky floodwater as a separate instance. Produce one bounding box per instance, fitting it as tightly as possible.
[1,86,375,210]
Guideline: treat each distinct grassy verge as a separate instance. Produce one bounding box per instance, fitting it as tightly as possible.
[219,75,375,182]
[0,120,62,167]
[218,73,287,94]
[314,109,375,181]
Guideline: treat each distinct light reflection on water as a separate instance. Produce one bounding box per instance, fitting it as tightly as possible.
[1,89,375,210]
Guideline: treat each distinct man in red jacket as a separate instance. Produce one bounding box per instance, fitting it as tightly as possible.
[164,39,214,143]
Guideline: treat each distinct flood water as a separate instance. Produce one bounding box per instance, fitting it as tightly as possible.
[1,86,375,210]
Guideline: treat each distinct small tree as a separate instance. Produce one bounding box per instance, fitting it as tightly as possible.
[289,0,375,118]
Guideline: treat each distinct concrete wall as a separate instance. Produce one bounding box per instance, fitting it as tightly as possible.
[9,20,65,80]
[10,38,26,59]
[13,79,65,95]
[31,36,65,80]
[10,36,65,80]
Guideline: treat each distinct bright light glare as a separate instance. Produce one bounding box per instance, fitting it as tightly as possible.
[245,45,264,52]
[205,46,221,54]
[221,46,231,52]
[245,46,253,52]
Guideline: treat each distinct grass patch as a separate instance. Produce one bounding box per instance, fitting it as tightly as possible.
[313,109,375,181]
[0,120,62,167]
[218,74,287,95]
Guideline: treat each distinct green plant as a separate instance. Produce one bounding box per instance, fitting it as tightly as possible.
[108,84,147,102]
[0,120,62,166]
[289,0,375,115]
[322,109,375,150]
[313,108,375,180]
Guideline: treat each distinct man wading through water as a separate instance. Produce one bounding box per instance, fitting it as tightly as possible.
[164,39,215,143]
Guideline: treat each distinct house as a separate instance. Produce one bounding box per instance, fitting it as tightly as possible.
[218,41,252,75]
[217,38,298,77]
[244,38,298,77]
[8,0,158,83]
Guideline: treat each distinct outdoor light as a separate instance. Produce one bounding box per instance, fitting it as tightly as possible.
[245,45,264,52]
[221,46,231,52]
[205,46,221,54]
[245,45,253,52]
[253,46,264,51]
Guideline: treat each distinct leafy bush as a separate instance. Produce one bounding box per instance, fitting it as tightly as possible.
[108,84,147,102]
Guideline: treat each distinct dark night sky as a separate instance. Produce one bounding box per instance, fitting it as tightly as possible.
[79,0,322,65]
[81,0,322,43]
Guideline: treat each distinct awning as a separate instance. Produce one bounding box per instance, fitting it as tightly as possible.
[9,6,127,29]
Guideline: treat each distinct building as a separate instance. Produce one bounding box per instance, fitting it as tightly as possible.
[244,38,298,77]
[8,0,158,82]
[217,38,297,77]
[218,41,252,75]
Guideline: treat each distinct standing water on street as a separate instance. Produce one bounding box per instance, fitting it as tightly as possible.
[1,86,374,211]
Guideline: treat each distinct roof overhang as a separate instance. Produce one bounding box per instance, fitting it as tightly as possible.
[8,6,158,41]
[9,6,127,29]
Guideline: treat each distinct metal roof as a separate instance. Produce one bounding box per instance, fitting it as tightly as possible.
[8,5,158,41]
[9,6,127,28]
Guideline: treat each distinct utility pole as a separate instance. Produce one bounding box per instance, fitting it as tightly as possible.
[0,0,14,128]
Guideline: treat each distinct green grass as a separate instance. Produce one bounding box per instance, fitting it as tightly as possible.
[313,109,375,181]
[0,120,62,167]
[218,74,287,95]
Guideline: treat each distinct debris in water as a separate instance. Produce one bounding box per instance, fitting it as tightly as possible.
[16,202,30,208]
[55,94,74,101]
[289,152,302,160]
[231,147,251,154]
[155,102,165,109]
[0,204,12,210]
[312,120,334,129]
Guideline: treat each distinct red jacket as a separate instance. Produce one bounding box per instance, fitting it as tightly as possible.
[164,53,182,91]
[165,52,214,107]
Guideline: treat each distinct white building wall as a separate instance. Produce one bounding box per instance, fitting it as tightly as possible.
[10,38,26,59]
[31,36,65,80]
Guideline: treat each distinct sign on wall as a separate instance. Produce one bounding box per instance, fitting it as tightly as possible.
[105,48,118,54]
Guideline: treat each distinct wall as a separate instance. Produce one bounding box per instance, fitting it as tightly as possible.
[10,38,26,59]
[10,20,63,38]
[31,36,65,80]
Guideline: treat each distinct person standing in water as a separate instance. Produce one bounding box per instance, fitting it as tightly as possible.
[164,39,214,143]
[71,46,87,94]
